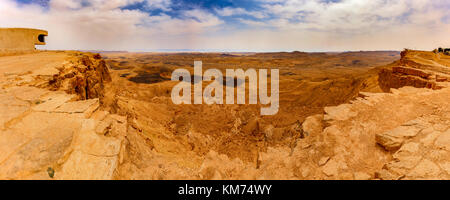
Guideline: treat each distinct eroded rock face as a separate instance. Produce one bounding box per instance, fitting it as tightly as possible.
[376,128,450,180]
[302,114,324,137]
[108,49,450,180]
[49,54,111,100]
[379,68,438,91]
[57,117,126,180]
[0,51,126,180]
[378,50,450,91]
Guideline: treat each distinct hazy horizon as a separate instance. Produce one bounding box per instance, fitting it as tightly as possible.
[45,48,403,53]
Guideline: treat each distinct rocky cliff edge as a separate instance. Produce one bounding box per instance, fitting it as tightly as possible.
[0,51,126,180]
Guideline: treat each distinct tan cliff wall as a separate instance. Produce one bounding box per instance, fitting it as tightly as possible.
[0,28,48,52]
[378,50,450,92]
[47,53,112,100]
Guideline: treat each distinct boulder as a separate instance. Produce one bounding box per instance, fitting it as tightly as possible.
[376,126,422,151]
[434,130,450,151]
[302,114,324,137]
[324,104,357,121]
[353,172,371,180]
[406,159,441,179]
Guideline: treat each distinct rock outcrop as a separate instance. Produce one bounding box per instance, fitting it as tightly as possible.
[48,53,111,100]
[379,49,450,91]
[0,51,125,180]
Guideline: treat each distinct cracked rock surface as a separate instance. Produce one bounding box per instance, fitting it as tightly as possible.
[0,52,125,180]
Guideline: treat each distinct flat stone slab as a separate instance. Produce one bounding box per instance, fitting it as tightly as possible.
[0,93,30,129]
[33,92,75,112]
[0,52,67,79]
[73,119,122,156]
[6,86,49,102]
[376,125,423,151]
[0,129,74,179]
[57,150,118,180]
[54,99,99,115]
[0,104,29,130]
[0,52,127,180]
[324,104,357,121]
[55,119,122,180]
[9,112,84,140]
[0,130,30,165]
[90,110,110,121]
[434,130,450,151]
[31,63,60,77]
[0,93,29,107]
[0,116,81,179]
[406,159,442,180]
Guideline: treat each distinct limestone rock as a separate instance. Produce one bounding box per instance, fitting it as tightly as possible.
[406,159,441,179]
[0,52,128,180]
[7,86,48,102]
[434,130,450,151]
[393,142,420,158]
[264,126,286,142]
[375,169,399,180]
[439,162,450,175]
[302,114,323,137]
[33,92,74,112]
[322,159,339,177]
[0,112,83,179]
[392,66,431,79]
[0,130,29,165]
[57,150,118,180]
[384,156,422,175]
[0,103,29,130]
[54,98,99,118]
[376,134,404,151]
[57,119,123,180]
[90,110,110,121]
[318,156,330,166]
[108,114,127,124]
[49,54,111,100]
[95,120,112,135]
[72,119,122,156]
[242,117,260,136]
[376,126,422,151]
[324,104,357,121]
[353,172,371,180]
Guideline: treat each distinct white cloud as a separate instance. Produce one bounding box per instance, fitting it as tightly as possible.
[215,7,266,19]
[255,0,449,32]
[0,0,223,51]
[215,7,246,16]
[146,0,172,11]
[232,0,450,50]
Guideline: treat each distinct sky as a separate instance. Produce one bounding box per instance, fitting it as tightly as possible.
[1,0,449,52]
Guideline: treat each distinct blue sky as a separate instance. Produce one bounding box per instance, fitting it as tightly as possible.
[2,0,450,51]
[15,0,266,23]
